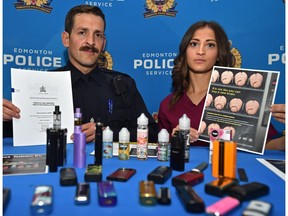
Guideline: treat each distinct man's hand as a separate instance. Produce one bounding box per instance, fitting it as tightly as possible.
[3,99,20,121]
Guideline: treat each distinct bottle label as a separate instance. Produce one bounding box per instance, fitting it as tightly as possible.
[157,144,168,161]
[103,141,113,158]
[137,129,148,159]
[118,142,130,160]
[180,130,190,162]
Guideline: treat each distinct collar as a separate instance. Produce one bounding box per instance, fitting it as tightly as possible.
[66,61,106,86]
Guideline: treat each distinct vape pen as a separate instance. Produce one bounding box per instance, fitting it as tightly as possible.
[95,121,103,165]
[73,108,86,168]
[172,162,208,186]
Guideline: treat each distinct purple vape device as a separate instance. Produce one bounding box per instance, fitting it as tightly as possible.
[73,108,86,168]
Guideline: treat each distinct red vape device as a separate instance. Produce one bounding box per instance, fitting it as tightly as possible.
[172,162,208,187]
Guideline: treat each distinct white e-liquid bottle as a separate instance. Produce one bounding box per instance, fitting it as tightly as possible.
[103,126,113,158]
[137,113,149,160]
[157,129,169,161]
[179,114,190,162]
[118,127,130,160]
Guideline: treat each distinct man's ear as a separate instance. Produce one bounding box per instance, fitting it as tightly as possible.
[61,31,69,48]
[102,36,106,51]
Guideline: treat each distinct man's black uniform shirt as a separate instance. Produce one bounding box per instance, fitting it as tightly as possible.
[58,62,158,142]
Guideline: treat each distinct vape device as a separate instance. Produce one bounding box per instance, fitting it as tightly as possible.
[106,168,136,182]
[3,188,11,213]
[46,129,59,172]
[209,129,232,164]
[227,182,269,202]
[206,196,240,215]
[212,140,237,179]
[172,162,208,187]
[73,132,86,168]
[157,187,171,205]
[170,131,185,171]
[30,185,53,215]
[147,166,172,184]
[175,185,205,213]
[46,128,67,171]
[73,108,86,168]
[75,183,90,205]
[95,121,103,165]
[57,129,67,166]
[85,164,102,182]
[139,181,157,206]
[238,168,249,182]
[242,200,272,216]
[98,181,117,206]
[60,167,77,186]
[205,177,239,197]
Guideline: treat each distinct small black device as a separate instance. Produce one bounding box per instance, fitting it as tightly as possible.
[60,167,77,186]
[85,164,102,182]
[237,168,248,182]
[242,200,272,216]
[172,162,208,187]
[30,185,53,215]
[205,177,239,197]
[157,187,171,205]
[3,188,11,213]
[75,183,90,205]
[227,181,269,202]
[106,168,136,182]
[110,75,128,96]
[170,131,185,171]
[147,166,172,184]
[175,185,205,213]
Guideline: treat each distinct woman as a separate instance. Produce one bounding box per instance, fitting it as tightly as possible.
[158,20,280,147]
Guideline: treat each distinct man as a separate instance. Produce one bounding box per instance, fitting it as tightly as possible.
[3,5,159,143]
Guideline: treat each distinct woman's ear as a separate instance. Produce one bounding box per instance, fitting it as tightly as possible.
[61,31,69,48]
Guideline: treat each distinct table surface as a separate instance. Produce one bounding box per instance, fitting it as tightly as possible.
[3,138,286,216]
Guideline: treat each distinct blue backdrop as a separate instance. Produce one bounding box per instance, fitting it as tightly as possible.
[3,0,285,133]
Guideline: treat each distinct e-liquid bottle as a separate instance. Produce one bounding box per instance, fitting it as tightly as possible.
[53,105,61,130]
[103,126,113,158]
[118,127,130,160]
[179,114,190,162]
[157,129,170,162]
[137,113,148,160]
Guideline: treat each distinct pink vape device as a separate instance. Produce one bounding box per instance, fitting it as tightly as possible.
[206,196,240,215]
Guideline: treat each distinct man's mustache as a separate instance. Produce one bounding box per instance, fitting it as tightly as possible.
[80,46,99,53]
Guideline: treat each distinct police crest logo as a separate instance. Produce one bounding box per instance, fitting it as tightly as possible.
[229,41,242,68]
[143,0,178,18]
[13,0,53,13]
[98,51,113,70]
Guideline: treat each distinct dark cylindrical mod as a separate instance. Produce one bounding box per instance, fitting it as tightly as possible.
[170,132,185,171]
[46,129,58,172]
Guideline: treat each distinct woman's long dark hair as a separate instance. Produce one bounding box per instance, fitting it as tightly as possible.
[170,21,235,107]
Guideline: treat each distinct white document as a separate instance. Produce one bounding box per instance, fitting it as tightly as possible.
[11,68,74,146]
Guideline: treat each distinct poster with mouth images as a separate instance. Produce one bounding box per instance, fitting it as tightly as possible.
[198,66,279,155]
